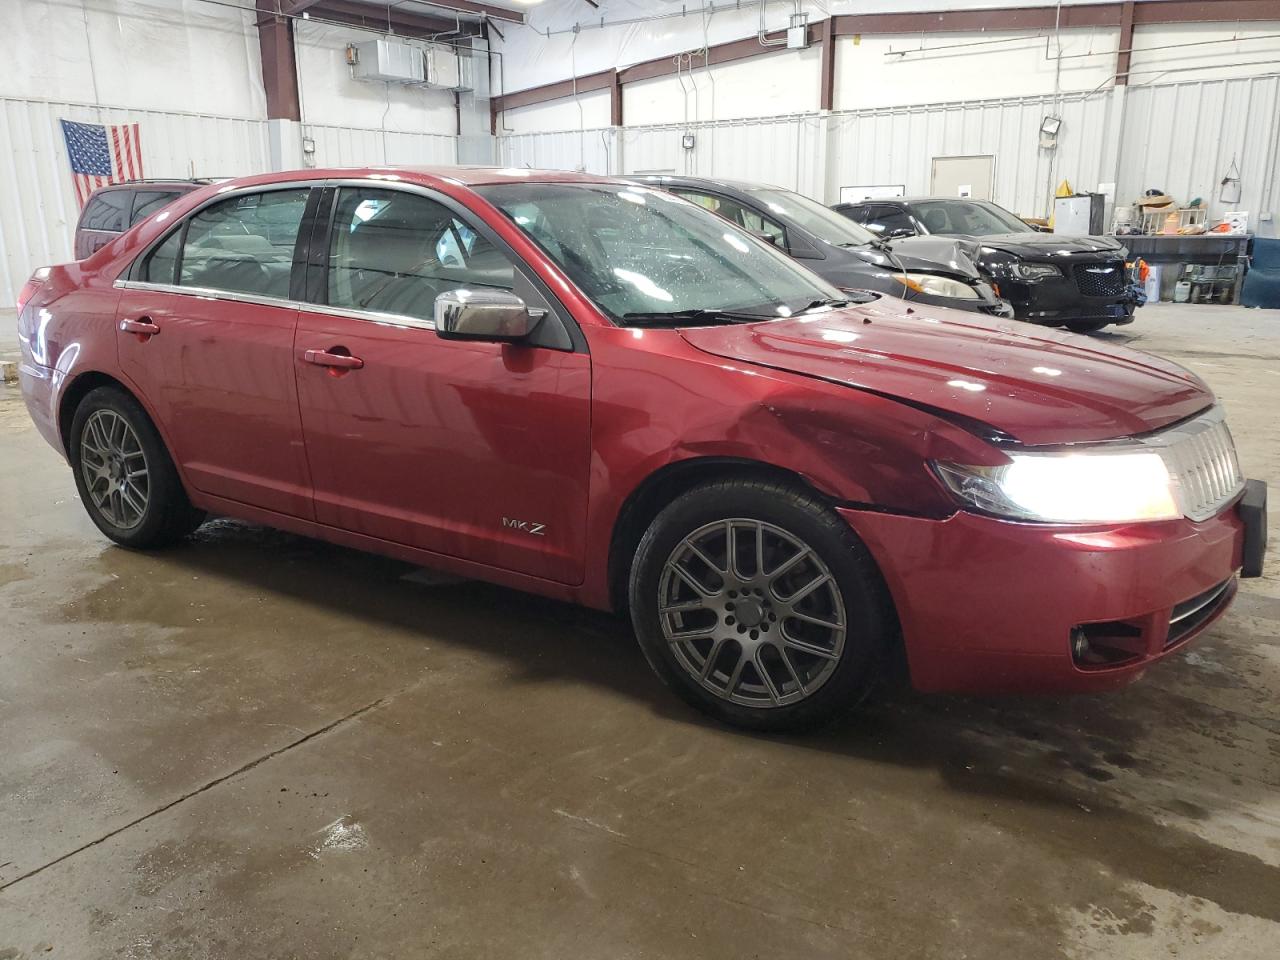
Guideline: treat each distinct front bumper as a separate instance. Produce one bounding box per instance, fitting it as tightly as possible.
[839,489,1262,695]
[999,275,1136,326]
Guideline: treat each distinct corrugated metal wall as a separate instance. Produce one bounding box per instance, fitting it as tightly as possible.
[1118,73,1280,227]
[826,90,1117,218]
[622,115,826,198]
[0,96,269,305]
[3,75,1277,306]
[497,127,619,175]
[304,122,457,167]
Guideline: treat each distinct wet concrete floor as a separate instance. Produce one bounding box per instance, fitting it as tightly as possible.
[1,304,1278,958]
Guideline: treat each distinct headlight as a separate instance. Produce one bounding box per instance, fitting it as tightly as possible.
[1010,263,1061,281]
[892,273,980,300]
[933,452,1179,524]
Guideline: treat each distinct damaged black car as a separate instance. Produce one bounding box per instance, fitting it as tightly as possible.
[832,196,1144,333]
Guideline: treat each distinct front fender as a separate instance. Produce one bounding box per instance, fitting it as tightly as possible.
[577,325,988,609]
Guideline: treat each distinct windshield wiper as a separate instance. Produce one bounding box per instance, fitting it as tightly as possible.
[621,308,772,327]
[793,295,873,313]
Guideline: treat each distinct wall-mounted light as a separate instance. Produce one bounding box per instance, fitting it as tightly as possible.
[681,133,696,150]
[1040,115,1062,150]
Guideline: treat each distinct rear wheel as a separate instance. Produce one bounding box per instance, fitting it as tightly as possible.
[69,386,205,548]
[629,478,894,732]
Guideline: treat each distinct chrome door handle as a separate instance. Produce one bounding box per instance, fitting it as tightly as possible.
[120,318,160,337]
[303,349,364,370]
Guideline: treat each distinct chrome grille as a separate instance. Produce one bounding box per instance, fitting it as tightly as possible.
[1144,409,1244,522]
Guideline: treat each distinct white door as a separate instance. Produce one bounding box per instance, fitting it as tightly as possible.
[931,156,994,200]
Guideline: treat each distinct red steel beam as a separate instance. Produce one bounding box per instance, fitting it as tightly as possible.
[819,16,836,112]
[418,1,525,23]
[256,1,302,121]
[307,0,481,38]
[610,69,624,127]
[1116,1,1137,84]
[1132,1,1280,24]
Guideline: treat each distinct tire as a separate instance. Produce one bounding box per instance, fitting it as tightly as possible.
[1065,320,1110,334]
[69,386,205,548]
[628,478,895,732]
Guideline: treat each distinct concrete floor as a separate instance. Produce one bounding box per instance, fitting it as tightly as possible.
[1,303,1278,959]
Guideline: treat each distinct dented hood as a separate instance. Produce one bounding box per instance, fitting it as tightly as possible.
[678,298,1213,445]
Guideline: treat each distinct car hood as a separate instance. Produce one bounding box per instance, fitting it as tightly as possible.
[937,232,1126,259]
[852,239,984,280]
[678,298,1211,445]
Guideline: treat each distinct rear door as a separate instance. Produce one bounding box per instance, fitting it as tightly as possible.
[117,185,316,518]
[76,188,130,258]
[293,184,592,584]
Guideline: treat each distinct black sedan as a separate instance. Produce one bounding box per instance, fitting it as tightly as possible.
[635,176,1011,318]
[832,197,1142,333]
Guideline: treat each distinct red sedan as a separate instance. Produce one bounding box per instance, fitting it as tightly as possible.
[15,167,1266,731]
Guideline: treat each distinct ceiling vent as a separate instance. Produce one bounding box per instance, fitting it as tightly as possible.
[350,39,425,84]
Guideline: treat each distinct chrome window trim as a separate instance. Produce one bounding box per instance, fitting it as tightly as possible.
[113,279,438,331]
[121,173,586,350]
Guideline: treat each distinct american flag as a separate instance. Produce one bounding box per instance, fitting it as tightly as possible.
[59,119,144,208]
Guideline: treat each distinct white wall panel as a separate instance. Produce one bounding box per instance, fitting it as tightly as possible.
[498,128,619,175]
[827,90,1117,217]
[1117,74,1280,234]
[0,97,270,306]
[621,116,825,197]
[6,0,265,118]
[834,27,1119,111]
[1129,24,1280,84]
[501,91,613,136]
[304,123,458,168]
[624,47,822,126]
[294,21,458,135]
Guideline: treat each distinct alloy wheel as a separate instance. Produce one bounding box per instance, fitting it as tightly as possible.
[80,409,150,530]
[657,518,847,708]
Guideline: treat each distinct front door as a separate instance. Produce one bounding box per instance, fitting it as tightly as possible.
[293,185,592,584]
[117,186,314,518]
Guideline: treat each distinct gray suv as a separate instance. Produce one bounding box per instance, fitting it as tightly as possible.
[74,180,211,259]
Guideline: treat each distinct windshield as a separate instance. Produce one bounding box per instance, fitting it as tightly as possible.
[748,187,878,247]
[478,183,844,324]
[913,200,1029,236]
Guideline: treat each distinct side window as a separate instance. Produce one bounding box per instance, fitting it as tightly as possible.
[82,190,129,232]
[671,189,786,248]
[130,190,182,226]
[327,187,515,322]
[864,205,916,238]
[178,189,309,298]
[141,228,182,284]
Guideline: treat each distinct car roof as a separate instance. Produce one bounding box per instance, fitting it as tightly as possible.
[178,166,624,193]
[846,197,1000,206]
[92,179,212,190]
[631,174,787,194]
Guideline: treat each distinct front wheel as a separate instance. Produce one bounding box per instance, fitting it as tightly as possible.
[629,478,895,732]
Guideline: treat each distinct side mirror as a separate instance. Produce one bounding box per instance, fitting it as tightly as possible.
[434,288,546,342]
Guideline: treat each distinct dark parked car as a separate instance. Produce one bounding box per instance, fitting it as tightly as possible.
[17,167,1264,732]
[832,197,1142,333]
[636,176,1011,318]
[74,180,212,259]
